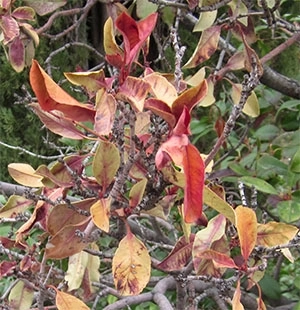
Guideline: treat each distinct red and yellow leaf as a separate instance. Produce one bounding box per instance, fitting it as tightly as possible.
[235,206,257,261]
[197,249,237,269]
[90,197,111,233]
[103,17,123,56]
[183,25,221,69]
[112,230,151,295]
[92,141,120,191]
[12,6,35,20]
[8,163,44,187]
[0,195,33,218]
[30,60,95,122]
[94,89,116,135]
[157,234,195,271]
[257,222,298,247]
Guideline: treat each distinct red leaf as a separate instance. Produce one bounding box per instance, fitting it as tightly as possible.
[9,36,25,72]
[197,249,237,269]
[30,60,95,122]
[12,6,35,21]
[235,206,257,261]
[172,106,191,136]
[1,14,19,43]
[29,103,87,139]
[0,261,17,278]
[182,143,205,224]
[157,235,195,271]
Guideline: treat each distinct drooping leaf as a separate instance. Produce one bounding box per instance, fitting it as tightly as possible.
[203,186,236,224]
[157,235,195,271]
[231,83,260,117]
[8,36,25,72]
[30,60,95,122]
[54,288,89,310]
[8,280,34,310]
[103,17,124,56]
[29,103,86,139]
[117,76,150,112]
[232,280,245,310]
[92,141,120,191]
[257,222,298,247]
[94,89,116,135]
[90,197,111,233]
[23,0,67,16]
[235,206,257,261]
[8,163,44,187]
[20,22,39,46]
[183,25,221,69]
[0,195,33,218]
[112,230,151,295]
[129,178,147,208]
[239,176,277,195]
[182,143,205,224]
[45,218,90,259]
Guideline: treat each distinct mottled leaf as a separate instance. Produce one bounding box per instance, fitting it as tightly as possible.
[157,235,195,271]
[0,195,33,218]
[257,222,298,247]
[12,6,35,20]
[90,197,111,233]
[8,280,34,310]
[183,25,221,69]
[112,230,151,295]
[1,15,19,43]
[29,103,86,139]
[8,36,25,72]
[8,163,44,187]
[92,141,120,191]
[23,0,67,16]
[235,206,257,261]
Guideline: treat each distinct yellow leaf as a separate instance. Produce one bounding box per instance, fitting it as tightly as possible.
[55,289,90,310]
[257,222,298,247]
[129,178,147,208]
[9,280,34,310]
[112,231,151,295]
[65,251,89,291]
[228,0,248,26]
[203,186,236,224]
[8,163,44,187]
[235,206,257,261]
[85,243,101,293]
[91,197,111,232]
[198,78,215,107]
[103,17,123,56]
[193,10,217,32]
[232,280,245,310]
[186,67,206,87]
[231,83,260,117]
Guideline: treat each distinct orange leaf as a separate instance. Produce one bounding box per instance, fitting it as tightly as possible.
[54,288,89,310]
[8,163,44,187]
[232,280,245,310]
[235,206,257,261]
[183,25,221,69]
[94,89,116,135]
[112,230,151,295]
[182,143,205,224]
[30,60,95,122]
[257,222,298,247]
[90,198,111,233]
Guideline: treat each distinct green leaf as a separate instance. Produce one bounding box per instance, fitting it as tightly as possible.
[229,162,252,176]
[254,124,280,141]
[239,176,278,195]
[290,148,300,173]
[136,0,158,19]
[257,155,288,175]
[277,200,300,223]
